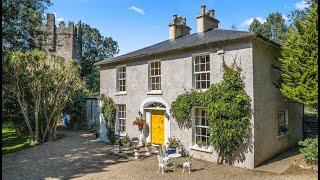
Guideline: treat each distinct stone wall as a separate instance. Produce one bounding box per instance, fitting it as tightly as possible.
[41,13,80,61]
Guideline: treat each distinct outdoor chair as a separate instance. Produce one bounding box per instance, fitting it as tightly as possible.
[157,154,175,174]
[182,154,193,173]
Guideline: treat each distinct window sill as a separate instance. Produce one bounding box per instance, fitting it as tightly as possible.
[193,89,208,92]
[114,132,127,137]
[190,145,213,153]
[115,92,127,96]
[277,132,289,139]
[146,90,162,95]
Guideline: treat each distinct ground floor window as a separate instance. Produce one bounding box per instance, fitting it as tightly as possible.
[117,104,126,133]
[277,109,288,136]
[194,107,210,147]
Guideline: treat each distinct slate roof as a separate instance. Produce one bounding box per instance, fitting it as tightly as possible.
[95,29,278,66]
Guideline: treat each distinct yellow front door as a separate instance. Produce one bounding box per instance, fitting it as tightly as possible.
[151,110,165,145]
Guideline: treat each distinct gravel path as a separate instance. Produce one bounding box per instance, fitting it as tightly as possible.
[2,129,317,180]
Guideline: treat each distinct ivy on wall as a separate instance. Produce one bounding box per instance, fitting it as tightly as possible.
[170,62,251,165]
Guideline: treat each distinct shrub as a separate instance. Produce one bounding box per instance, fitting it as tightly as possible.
[120,135,132,147]
[298,137,318,164]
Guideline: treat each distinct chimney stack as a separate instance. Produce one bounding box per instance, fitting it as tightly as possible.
[169,15,191,40]
[196,5,219,33]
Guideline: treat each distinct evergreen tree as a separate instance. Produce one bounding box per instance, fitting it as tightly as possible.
[279,2,318,110]
[249,12,288,45]
[249,19,262,34]
[79,23,119,93]
[2,0,52,51]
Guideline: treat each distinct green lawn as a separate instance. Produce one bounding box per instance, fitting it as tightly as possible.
[2,121,33,154]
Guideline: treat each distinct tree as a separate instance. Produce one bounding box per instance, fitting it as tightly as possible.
[79,23,119,93]
[249,19,262,34]
[3,50,84,143]
[249,12,288,45]
[2,0,52,51]
[279,1,318,110]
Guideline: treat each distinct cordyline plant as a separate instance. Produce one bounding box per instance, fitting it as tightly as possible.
[3,50,84,143]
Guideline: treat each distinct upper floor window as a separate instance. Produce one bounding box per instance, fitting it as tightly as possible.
[277,109,288,136]
[117,66,126,92]
[194,54,210,90]
[117,104,126,133]
[149,61,161,91]
[194,107,210,147]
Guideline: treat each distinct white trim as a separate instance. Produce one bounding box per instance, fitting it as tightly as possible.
[140,97,170,145]
[115,91,127,96]
[190,144,213,153]
[146,90,163,95]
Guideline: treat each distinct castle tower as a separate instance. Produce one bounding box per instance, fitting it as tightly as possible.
[42,13,56,52]
[42,13,82,61]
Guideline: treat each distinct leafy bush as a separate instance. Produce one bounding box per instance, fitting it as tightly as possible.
[120,135,132,147]
[170,90,205,126]
[100,94,116,143]
[298,137,318,164]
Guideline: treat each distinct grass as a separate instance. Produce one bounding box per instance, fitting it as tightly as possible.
[2,121,33,154]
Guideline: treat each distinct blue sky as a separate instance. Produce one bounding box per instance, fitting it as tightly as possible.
[47,0,309,55]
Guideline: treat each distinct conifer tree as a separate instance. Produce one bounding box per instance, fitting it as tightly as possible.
[279,1,318,110]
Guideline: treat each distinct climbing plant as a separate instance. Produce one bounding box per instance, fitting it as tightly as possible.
[170,63,251,165]
[100,94,116,142]
[206,64,251,164]
[170,90,205,126]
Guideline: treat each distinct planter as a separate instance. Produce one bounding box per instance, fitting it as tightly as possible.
[167,147,176,155]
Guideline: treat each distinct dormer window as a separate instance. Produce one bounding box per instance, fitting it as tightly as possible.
[193,54,210,90]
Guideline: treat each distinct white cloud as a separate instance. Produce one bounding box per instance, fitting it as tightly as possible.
[240,17,266,27]
[295,0,310,10]
[128,6,145,15]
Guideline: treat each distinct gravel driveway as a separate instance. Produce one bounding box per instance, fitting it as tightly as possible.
[2,128,317,180]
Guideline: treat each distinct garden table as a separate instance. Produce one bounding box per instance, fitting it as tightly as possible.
[167,153,182,169]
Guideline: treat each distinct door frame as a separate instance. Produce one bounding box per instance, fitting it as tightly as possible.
[140,97,171,145]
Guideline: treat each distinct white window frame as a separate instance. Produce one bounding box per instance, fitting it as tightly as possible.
[149,60,161,91]
[193,107,210,148]
[117,104,126,134]
[193,53,210,90]
[117,65,126,93]
[277,109,288,137]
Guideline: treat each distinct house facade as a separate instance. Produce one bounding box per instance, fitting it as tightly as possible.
[96,5,303,169]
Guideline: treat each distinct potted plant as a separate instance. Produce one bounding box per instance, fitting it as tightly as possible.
[145,142,152,156]
[167,137,181,154]
[133,117,146,146]
[120,135,132,148]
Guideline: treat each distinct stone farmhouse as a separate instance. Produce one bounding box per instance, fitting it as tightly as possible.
[95,5,303,169]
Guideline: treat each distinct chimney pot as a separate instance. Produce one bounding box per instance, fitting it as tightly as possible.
[209,10,215,18]
[201,5,206,15]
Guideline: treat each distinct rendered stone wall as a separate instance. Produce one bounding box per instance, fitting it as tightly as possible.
[99,40,256,168]
[252,39,303,167]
